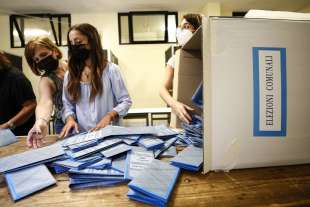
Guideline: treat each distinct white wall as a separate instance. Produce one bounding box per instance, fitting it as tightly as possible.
[0,13,179,108]
[201,2,221,17]
[3,10,218,109]
[221,8,233,16]
[72,13,175,108]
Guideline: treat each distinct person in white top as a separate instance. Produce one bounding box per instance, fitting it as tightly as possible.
[159,13,202,123]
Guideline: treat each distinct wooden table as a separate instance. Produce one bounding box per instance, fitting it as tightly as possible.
[0,136,310,207]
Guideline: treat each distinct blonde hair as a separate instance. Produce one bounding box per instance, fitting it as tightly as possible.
[24,36,62,76]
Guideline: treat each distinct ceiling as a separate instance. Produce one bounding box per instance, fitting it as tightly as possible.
[216,0,310,12]
[0,0,309,14]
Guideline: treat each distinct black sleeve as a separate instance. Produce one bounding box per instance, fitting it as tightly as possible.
[13,72,36,106]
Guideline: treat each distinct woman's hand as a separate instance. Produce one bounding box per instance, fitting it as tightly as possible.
[26,119,48,148]
[90,111,118,131]
[60,116,79,138]
[0,122,9,129]
[90,114,112,131]
[171,101,194,123]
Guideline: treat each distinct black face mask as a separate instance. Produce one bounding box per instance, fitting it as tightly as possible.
[37,55,59,74]
[70,44,90,62]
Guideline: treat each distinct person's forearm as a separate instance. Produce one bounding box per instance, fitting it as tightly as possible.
[65,115,76,123]
[106,111,118,121]
[7,100,36,127]
[35,99,53,122]
[112,97,132,117]
[92,110,118,131]
[160,87,176,108]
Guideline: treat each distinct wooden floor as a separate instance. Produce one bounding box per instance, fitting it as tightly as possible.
[0,136,310,207]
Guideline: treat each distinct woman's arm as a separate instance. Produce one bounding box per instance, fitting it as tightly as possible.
[109,64,132,117]
[59,72,79,138]
[91,64,132,131]
[36,77,55,123]
[159,65,175,107]
[159,65,193,123]
[26,77,55,148]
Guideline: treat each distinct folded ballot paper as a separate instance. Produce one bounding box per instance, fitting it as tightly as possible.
[153,137,178,158]
[160,146,177,158]
[128,189,166,207]
[121,135,142,141]
[111,155,127,173]
[180,114,203,147]
[100,143,132,158]
[128,159,180,207]
[69,173,125,181]
[62,125,178,147]
[50,164,70,174]
[67,156,127,189]
[67,139,98,152]
[170,145,203,171]
[70,156,128,187]
[122,138,138,145]
[69,168,124,177]
[52,155,102,170]
[69,178,125,189]
[153,125,178,139]
[68,167,126,189]
[61,131,91,147]
[0,141,65,173]
[87,158,111,170]
[191,82,203,109]
[4,164,56,201]
[138,135,164,150]
[0,129,17,147]
[62,127,113,147]
[125,147,154,180]
[65,138,122,159]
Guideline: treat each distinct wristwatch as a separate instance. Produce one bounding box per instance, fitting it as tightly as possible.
[7,121,16,130]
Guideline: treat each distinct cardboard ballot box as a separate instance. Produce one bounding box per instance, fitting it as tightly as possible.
[171,17,310,174]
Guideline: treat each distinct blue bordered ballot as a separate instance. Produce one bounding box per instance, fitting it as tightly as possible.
[253,47,287,136]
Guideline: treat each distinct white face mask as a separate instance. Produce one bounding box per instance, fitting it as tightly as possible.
[176,28,193,46]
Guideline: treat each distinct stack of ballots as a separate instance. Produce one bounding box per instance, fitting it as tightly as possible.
[177,114,203,148]
[53,125,180,190]
[170,81,204,172]
[170,145,203,172]
[0,124,205,206]
[174,82,204,148]
[0,142,65,201]
[128,159,180,207]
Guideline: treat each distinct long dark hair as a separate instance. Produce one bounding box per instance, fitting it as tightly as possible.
[67,23,107,102]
